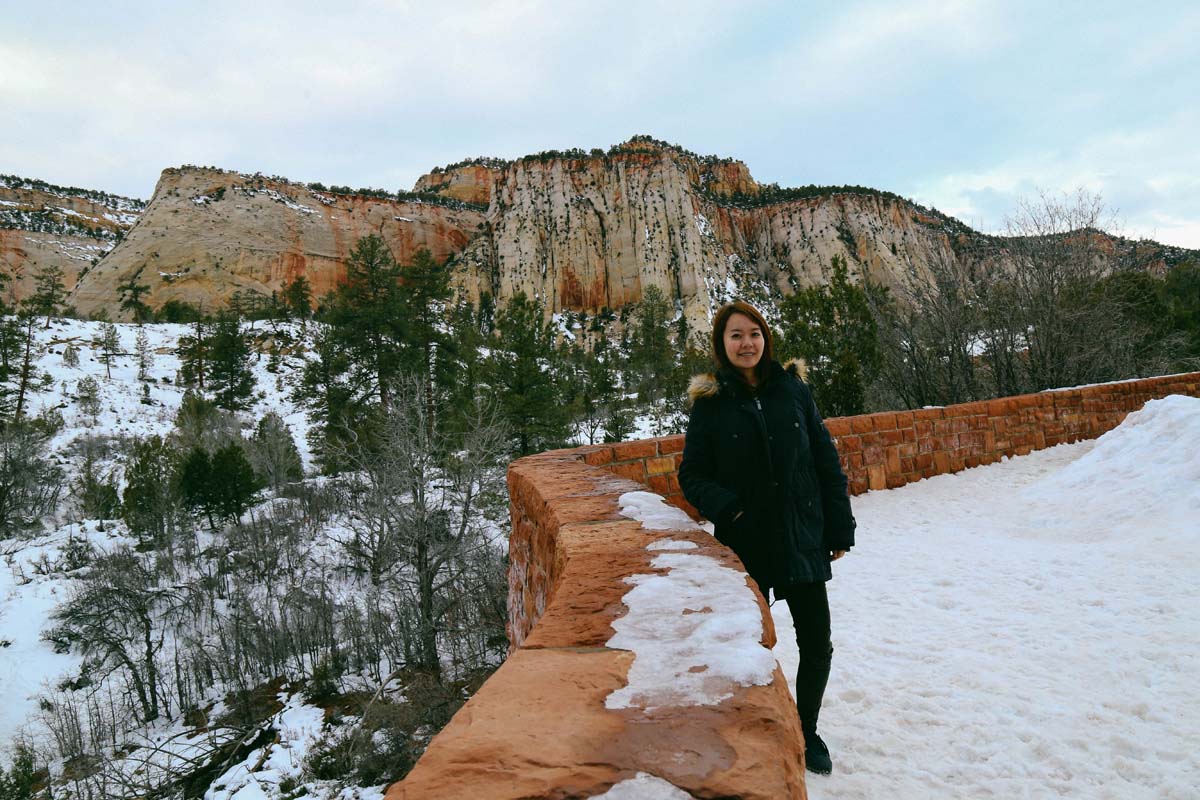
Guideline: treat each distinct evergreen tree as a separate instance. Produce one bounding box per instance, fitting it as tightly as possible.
[283,274,313,320]
[779,256,883,416]
[135,326,151,382]
[10,313,43,420]
[296,323,369,470]
[23,264,67,328]
[122,436,178,544]
[1161,261,1200,369]
[62,341,80,368]
[322,234,406,409]
[206,314,256,410]
[0,743,40,800]
[485,293,571,456]
[298,237,452,463]
[0,316,23,419]
[209,444,260,521]
[177,318,211,390]
[564,335,621,445]
[76,375,101,424]
[627,285,676,402]
[177,446,215,528]
[75,441,121,519]
[178,444,259,527]
[95,322,121,380]
[118,274,152,323]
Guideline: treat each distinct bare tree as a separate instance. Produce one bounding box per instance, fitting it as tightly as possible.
[0,422,64,537]
[48,549,177,722]
[872,243,987,407]
[984,190,1141,391]
[332,376,508,680]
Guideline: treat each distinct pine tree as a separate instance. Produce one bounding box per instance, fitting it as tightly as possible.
[76,375,101,424]
[0,316,23,419]
[283,274,313,320]
[11,313,43,420]
[24,264,67,328]
[206,314,255,410]
[485,293,571,456]
[135,326,151,381]
[177,318,211,390]
[779,255,882,416]
[75,441,121,519]
[627,285,676,402]
[209,444,260,521]
[298,237,450,463]
[177,446,215,528]
[95,322,121,380]
[122,436,178,544]
[322,234,406,409]
[62,341,80,368]
[118,274,152,323]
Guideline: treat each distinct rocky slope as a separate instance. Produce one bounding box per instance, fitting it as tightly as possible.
[0,175,143,306]
[449,139,976,337]
[62,137,1196,325]
[71,168,485,315]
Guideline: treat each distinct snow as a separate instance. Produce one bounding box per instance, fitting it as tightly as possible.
[608,493,777,711]
[589,772,695,799]
[0,532,86,740]
[0,316,317,758]
[618,492,696,532]
[775,395,1200,798]
[205,693,327,800]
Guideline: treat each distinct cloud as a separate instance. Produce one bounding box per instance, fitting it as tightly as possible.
[908,109,1200,248]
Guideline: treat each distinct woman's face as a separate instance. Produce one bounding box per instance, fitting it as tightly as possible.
[722,312,764,374]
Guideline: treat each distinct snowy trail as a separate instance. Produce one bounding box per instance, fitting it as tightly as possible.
[775,396,1200,799]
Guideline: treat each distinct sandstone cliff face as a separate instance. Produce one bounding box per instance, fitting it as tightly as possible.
[413,163,502,207]
[0,178,142,306]
[64,138,1191,326]
[71,168,485,318]
[451,142,960,339]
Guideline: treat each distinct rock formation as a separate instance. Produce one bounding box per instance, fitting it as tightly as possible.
[0,176,142,306]
[70,168,485,316]
[49,137,1194,326]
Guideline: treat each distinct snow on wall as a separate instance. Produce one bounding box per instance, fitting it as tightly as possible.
[606,492,775,711]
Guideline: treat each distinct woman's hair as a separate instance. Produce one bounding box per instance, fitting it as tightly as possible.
[711,301,774,382]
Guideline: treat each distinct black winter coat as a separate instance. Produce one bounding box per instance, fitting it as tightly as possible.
[678,360,856,592]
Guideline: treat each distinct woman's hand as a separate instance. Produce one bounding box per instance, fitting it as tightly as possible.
[830,550,847,561]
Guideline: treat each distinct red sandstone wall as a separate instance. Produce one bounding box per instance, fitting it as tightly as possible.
[390,449,808,799]
[389,373,1200,798]
[577,372,1200,507]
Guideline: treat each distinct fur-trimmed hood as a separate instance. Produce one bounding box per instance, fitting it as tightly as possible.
[686,358,809,404]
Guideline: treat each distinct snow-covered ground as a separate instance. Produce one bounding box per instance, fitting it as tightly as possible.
[777,395,1200,799]
[1,317,313,750]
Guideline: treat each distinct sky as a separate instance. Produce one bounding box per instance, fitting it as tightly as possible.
[3,0,1199,247]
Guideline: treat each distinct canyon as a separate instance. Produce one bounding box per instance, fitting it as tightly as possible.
[3,138,1191,329]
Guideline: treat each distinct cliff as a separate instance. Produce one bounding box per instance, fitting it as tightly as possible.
[0,175,143,306]
[70,168,486,316]
[63,137,1194,323]
[451,140,968,338]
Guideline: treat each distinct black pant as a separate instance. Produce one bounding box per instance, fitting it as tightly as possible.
[779,581,833,734]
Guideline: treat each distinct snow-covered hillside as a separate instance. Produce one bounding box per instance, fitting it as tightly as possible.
[1,318,312,745]
[778,395,1200,798]
[1,317,506,799]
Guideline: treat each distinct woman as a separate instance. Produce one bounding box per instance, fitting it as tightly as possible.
[678,301,856,776]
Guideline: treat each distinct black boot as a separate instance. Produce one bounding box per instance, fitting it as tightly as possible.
[797,643,833,774]
[803,728,833,775]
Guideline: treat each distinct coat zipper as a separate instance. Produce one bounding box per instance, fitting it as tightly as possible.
[751,396,776,484]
